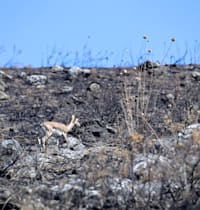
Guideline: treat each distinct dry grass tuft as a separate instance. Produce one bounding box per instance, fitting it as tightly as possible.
[128,132,144,144]
[95,169,113,179]
[192,129,200,145]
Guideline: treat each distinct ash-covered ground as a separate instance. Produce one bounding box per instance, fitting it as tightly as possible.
[0,62,200,209]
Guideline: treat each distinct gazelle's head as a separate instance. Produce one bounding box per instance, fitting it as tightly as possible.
[75,118,80,127]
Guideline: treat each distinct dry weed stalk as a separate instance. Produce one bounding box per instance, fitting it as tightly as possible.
[121,67,158,144]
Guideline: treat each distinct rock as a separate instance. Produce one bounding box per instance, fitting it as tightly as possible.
[60,85,73,93]
[178,123,200,139]
[67,66,91,78]
[134,181,162,206]
[0,139,22,155]
[191,71,200,81]
[91,127,104,137]
[105,177,133,207]
[166,93,175,101]
[52,65,64,71]
[0,90,10,100]
[131,154,174,182]
[146,137,177,157]
[180,65,194,70]
[0,79,7,91]
[106,125,117,134]
[0,114,6,121]
[19,71,27,78]
[66,136,84,149]
[139,60,160,70]
[60,137,86,159]
[119,69,130,76]
[108,177,133,195]
[133,180,181,208]
[8,154,42,180]
[60,148,86,160]
[84,189,103,209]
[0,70,13,80]
[26,75,47,85]
[161,91,175,105]
[89,83,101,92]
[50,175,87,206]
[41,135,86,159]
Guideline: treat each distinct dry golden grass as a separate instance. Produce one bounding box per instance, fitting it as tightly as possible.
[96,169,113,179]
[119,162,130,177]
[87,146,131,178]
[192,129,200,145]
[128,132,144,144]
[168,122,185,134]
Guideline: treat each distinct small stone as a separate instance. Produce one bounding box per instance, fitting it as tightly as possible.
[62,85,73,93]
[191,71,200,81]
[0,70,13,80]
[1,139,22,155]
[140,61,160,70]
[0,91,9,100]
[89,83,101,92]
[52,65,64,71]
[166,93,175,101]
[26,75,47,85]
[178,123,200,139]
[106,125,117,134]
[0,80,7,91]
[120,69,131,76]
[19,72,27,78]
[68,67,91,78]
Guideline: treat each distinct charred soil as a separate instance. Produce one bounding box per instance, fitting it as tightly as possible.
[0,63,200,209]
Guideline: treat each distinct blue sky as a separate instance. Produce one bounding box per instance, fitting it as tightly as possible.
[0,0,200,67]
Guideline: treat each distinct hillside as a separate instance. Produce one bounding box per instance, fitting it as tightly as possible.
[0,62,200,209]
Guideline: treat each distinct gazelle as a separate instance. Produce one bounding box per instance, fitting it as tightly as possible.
[38,115,80,150]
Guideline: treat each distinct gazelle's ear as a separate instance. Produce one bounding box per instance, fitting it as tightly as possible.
[75,118,80,126]
[71,115,75,120]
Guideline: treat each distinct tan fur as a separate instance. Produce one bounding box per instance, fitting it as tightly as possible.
[39,115,80,149]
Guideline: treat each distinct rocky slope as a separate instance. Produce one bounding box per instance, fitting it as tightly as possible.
[0,62,200,209]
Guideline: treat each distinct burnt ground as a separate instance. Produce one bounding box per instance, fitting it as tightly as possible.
[0,62,200,209]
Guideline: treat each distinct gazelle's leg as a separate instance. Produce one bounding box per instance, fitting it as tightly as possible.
[42,130,52,150]
[38,138,42,146]
[63,132,68,146]
[56,135,60,149]
[56,132,67,149]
